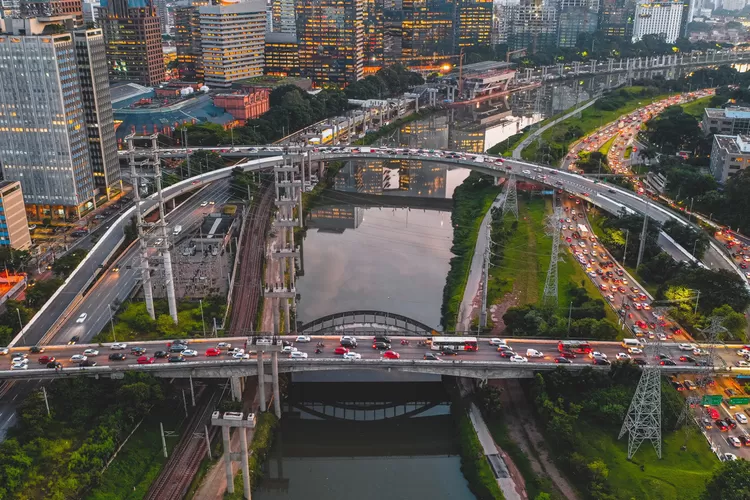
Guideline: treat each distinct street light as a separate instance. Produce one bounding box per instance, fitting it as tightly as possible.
[108,304,117,342]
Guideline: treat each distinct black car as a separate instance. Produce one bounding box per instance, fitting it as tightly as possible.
[727,417,738,429]
[633,358,648,366]
[671,380,685,391]
[660,359,677,366]
[109,353,126,361]
[679,356,696,363]
[498,350,515,358]
[131,346,146,355]
[154,350,168,358]
[372,341,391,350]
[68,336,80,345]
[442,347,458,356]
[341,338,358,348]
[554,357,572,364]
[726,388,737,397]
[169,344,187,353]
[79,359,97,367]
[423,353,441,361]
[593,358,611,366]
[497,345,513,352]
[29,345,44,354]
[738,435,750,447]
[373,336,392,344]
[46,361,60,369]
[168,354,185,363]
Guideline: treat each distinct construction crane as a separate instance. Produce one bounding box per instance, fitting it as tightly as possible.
[506,49,527,63]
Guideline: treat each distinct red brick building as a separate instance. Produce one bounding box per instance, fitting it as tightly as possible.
[213,90,270,121]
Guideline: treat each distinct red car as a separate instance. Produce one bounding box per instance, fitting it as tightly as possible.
[205,348,221,357]
[137,356,155,365]
[635,320,647,329]
[559,350,576,359]
[38,355,55,364]
[707,407,720,419]
[382,350,400,359]
[334,347,349,355]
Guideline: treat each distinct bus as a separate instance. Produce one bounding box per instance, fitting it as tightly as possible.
[558,340,592,354]
[430,336,479,352]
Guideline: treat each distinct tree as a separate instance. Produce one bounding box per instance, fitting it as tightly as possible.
[660,268,750,314]
[711,304,748,341]
[700,459,750,500]
[51,249,88,277]
[25,278,63,308]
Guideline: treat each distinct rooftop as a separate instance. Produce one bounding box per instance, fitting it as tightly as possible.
[705,106,750,119]
[199,213,234,239]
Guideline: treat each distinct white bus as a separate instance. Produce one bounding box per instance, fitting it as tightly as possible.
[430,336,479,352]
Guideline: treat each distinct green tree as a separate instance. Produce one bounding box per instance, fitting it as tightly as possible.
[711,304,748,341]
[700,459,750,500]
[51,249,88,277]
[25,278,63,308]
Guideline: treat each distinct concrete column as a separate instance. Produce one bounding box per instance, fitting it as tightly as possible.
[272,352,281,418]
[284,299,290,333]
[257,352,266,411]
[222,426,234,494]
[231,376,242,402]
[240,427,252,499]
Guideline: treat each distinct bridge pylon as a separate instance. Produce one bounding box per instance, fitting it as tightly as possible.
[501,173,518,220]
[542,206,562,309]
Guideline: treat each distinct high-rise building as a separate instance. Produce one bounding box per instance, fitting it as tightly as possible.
[631,0,683,43]
[264,32,299,76]
[74,29,121,198]
[82,0,100,24]
[455,0,493,52]
[174,0,206,81]
[99,0,165,86]
[0,182,32,250]
[599,0,635,38]
[507,0,557,52]
[0,29,96,220]
[199,0,266,88]
[1,0,20,18]
[271,0,296,34]
[296,0,364,86]
[557,0,598,48]
[20,0,84,27]
[152,0,169,33]
[400,0,454,61]
[363,0,384,64]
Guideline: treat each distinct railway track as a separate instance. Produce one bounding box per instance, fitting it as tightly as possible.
[229,186,274,335]
[144,388,220,500]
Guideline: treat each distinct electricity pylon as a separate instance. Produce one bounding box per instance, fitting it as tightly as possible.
[501,173,518,220]
[542,205,563,309]
[696,316,728,388]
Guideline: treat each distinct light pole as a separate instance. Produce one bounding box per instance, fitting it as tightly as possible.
[108,304,117,342]
[200,299,206,337]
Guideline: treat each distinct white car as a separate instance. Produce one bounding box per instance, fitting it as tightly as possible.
[76,313,87,324]
[154,238,164,246]
[510,355,528,363]
[340,335,356,343]
[737,349,750,357]
[657,333,667,341]
[110,343,128,350]
[489,338,507,346]
[70,354,87,362]
[628,347,643,355]
[233,352,250,360]
[182,349,198,357]
[736,360,750,368]
[83,349,99,356]
[735,413,748,424]
[522,169,531,175]
[616,352,631,361]
[11,353,27,361]
[0,347,8,355]
[589,351,607,359]
[679,343,696,351]
[290,351,308,359]
[200,201,208,207]
[526,349,543,358]
[343,352,361,360]
[217,342,232,349]
[281,345,298,354]
[295,335,311,343]
[11,361,28,370]
[727,436,742,448]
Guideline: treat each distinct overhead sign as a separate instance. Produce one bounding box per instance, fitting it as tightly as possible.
[701,395,723,406]
[729,397,750,406]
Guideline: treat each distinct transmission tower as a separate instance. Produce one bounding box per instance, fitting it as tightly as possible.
[696,316,728,388]
[619,337,663,459]
[636,200,650,269]
[542,205,563,309]
[501,173,519,220]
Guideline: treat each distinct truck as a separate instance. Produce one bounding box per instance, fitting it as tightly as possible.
[173,225,182,236]
[577,224,589,237]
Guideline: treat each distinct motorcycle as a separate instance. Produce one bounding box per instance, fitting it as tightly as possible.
[315,348,322,354]
[400,339,410,346]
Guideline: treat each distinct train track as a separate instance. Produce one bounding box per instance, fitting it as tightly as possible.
[229,186,274,336]
[144,388,220,500]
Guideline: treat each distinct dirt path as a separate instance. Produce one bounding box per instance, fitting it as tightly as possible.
[493,379,580,500]
[489,282,521,334]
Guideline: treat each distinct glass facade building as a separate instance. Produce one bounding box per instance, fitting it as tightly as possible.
[174,0,207,81]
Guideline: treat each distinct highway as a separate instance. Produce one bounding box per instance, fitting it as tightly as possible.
[50,180,232,346]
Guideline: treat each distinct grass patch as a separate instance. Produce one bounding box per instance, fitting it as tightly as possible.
[599,136,617,156]
[681,95,713,117]
[452,405,505,499]
[86,419,180,500]
[225,413,279,499]
[624,145,633,159]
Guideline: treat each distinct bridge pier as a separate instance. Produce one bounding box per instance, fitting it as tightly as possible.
[257,354,266,410]
[231,376,242,402]
[272,351,281,418]
[222,426,234,494]
[213,412,256,499]
[239,425,251,499]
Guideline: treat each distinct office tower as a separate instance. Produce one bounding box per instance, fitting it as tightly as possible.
[82,0,100,24]
[557,0,598,48]
[1,0,20,18]
[264,32,299,76]
[74,29,121,198]
[200,0,266,88]
[400,0,455,61]
[99,0,165,86]
[455,0,493,52]
[271,0,296,33]
[0,30,96,220]
[175,0,206,81]
[152,0,169,33]
[0,182,32,250]
[631,0,683,43]
[599,0,636,37]
[363,0,384,64]
[20,0,84,27]
[494,3,512,44]
[296,0,364,86]
[507,0,557,52]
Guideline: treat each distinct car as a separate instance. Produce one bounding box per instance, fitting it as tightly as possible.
[200,201,208,207]
[70,354,87,362]
[373,336,392,344]
[498,350,516,358]
[295,335,311,343]
[372,341,391,350]
[588,351,607,359]
[79,359,97,367]
[721,453,738,462]
[702,418,713,429]
[29,345,44,354]
[83,349,99,356]
[728,436,743,448]
[169,344,187,353]
[660,359,676,366]
[233,352,250,359]
[671,380,685,391]
[526,349,543,358]
[182,349,198,357]
[736,412,748,424]
[707,408,720,420]
[679,355,696,363]
[616,353,631,361]
[334,347,349,355]
[739,435,750,447]
[423,353,442,361]
[281,345,298,354]
[716,420,729,431]
[217,342,232,349]
[340,338,358,348]
[683,380,697,390]
[554,357,572,364]
[110,343,128,350]
[137,356,155,364]
[290,351,308,359]
[726,388,737,397]
[38,355,55,364]
[108,353,126,361]
[11,361,28,370]
[559,350,576,359]
[489,338,508,346]
[154,350,168,358]
[76,313,87,323]
[168,354,185,363]
[738,349,750,357]
[510,355,528,363]
[593,358,611,365]
[383,350,400,359]
[727,417,738,429]
[205,348,221,357]
[633,358,648,366]
[0,347,7,355]
[130,346,146,355]
[735,360,750,367]
[628,347,643,355]
[69,335,81,344]
[343,352,361,360]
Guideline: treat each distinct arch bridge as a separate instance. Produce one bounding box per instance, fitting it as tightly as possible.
[298,310,436,335]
